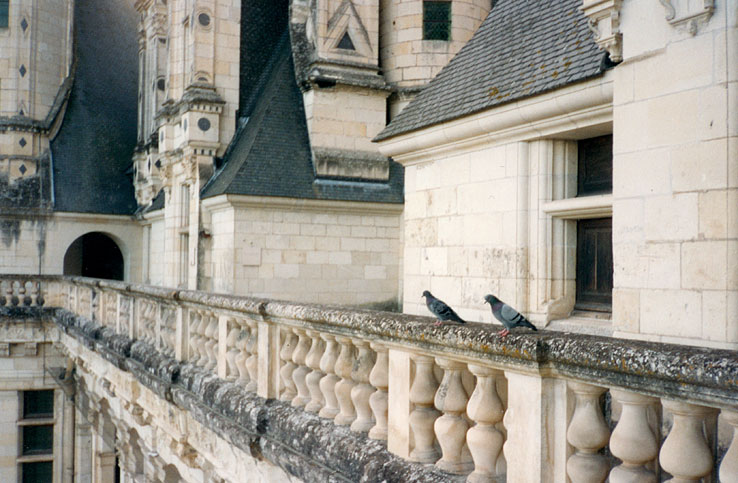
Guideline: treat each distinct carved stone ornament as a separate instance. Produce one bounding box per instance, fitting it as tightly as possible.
[581,0,623,62]
[659,0,714,35]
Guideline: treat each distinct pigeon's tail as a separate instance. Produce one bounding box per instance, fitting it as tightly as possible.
[520,318,537,331]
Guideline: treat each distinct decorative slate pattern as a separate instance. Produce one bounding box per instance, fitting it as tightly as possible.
[375,0,605,141]
[50,0,138,214]
[202,33,403,204]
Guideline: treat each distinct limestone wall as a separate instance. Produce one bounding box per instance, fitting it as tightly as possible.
[610,1,738,346]
[204,196,402,308]
[0,318,68,483]
[0,214,143,282]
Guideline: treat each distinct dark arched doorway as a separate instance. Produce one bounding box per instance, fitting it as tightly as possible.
[63,232,124,281]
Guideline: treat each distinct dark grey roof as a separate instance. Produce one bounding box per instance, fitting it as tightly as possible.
[50,0,138,214]
[202,34,403,204]
[375,0,605,141]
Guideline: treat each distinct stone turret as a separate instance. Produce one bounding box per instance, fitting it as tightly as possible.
[379,0,492,117]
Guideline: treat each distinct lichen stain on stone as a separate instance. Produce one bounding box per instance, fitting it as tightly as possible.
[0,219,21,247]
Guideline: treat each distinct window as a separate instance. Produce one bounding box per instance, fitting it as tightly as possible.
[22,462,53,483]
[0,1,8,29]
[576,218,613,310]
[423,1,451,41]
[178,185,190,287]
[575,135,613,311]
[18,390,54,482]
[23,390,53,419]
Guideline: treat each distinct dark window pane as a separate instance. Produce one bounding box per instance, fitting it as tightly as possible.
[577,134,613,196]
[576,218,613,311]
[22,461,53,483]
[337,32,355,50]
[23,390,54,419]
[0,0,8,29]
[423,1,451,41]
[22,425,54,455]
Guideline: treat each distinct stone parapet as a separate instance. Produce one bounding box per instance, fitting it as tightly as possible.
[4,274,738,482]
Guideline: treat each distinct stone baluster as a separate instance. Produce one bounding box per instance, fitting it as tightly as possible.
[194,311,208,366]
[350,339,376,433]
[408,354,440,463]
[234,322,250,386]
[566,382,610,483]
[466,364,505,482]
[304,331,325,413]
[291,329,312,407]
[368,342,388,440]
[433,357,473,474]
[609,389,660,483]
[720,410,738,481]
[318,334,340,419]
[279,330,298,402]
[244,319,259,392]
[204,313,219,370]
[188,311,201,365]
[659,400,715,482]
[333,336,356,426]
[18,281,28,306]
[224,320,240,381]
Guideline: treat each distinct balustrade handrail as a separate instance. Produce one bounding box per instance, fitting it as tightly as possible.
[4,274,737,411]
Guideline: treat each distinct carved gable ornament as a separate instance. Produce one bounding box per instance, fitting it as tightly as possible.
[325,0,373,57]
[581,0,623,62]
[659,0,714,35]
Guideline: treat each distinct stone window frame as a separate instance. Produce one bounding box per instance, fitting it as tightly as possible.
[178,183,191,288]
[528,138,613,332]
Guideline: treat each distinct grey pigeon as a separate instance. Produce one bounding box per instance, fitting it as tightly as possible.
[484,294,537,337]
[422,290,465,326]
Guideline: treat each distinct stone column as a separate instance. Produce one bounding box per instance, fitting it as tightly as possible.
[609,389,659,483]
[659,400,716,482]
[466,364,505,482]
[224,318,239,381]
[350,339,376,433]
[257,317,282,399]
[408,354,439,463]
[502,372,558,482]
[333,336,356,426]
[318,334,340,419]
[433,357,472,474]
[720,410,738,481]
[387,349,412,457]
[566,382,610,483]
[368,342,389,440]
[234,320,250,386]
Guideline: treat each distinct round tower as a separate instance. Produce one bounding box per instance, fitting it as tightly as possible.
[379,0,493,118]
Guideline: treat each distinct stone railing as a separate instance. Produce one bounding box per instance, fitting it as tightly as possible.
[6,275,738,482]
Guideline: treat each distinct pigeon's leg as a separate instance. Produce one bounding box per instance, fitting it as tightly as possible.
[498,328,509,337]
[434,320,443,326]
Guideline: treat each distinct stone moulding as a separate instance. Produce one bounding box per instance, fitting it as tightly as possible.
[659,0,715,35]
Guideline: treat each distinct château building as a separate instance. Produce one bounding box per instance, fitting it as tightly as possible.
[0,0,736,482]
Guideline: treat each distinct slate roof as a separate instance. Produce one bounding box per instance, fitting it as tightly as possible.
[375,0,606,141]
[50,0,138,214]
[201,32,403,204]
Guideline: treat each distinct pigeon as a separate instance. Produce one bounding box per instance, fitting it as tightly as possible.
[484,294,537,337]
[422,290,465,326]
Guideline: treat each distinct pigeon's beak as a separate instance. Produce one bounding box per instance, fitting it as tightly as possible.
[483,299,488,304]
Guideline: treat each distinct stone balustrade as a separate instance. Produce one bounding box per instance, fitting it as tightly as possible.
[5,275,738,482]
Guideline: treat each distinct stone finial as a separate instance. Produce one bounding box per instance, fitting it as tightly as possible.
[581,0,623,63]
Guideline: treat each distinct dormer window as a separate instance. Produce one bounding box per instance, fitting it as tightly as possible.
[423,0,451,41]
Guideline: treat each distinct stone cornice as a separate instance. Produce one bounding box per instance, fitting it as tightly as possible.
[201,193,404,215]
[375,75,614,165]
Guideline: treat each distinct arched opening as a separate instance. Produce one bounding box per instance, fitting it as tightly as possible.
[63,232,124,281]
